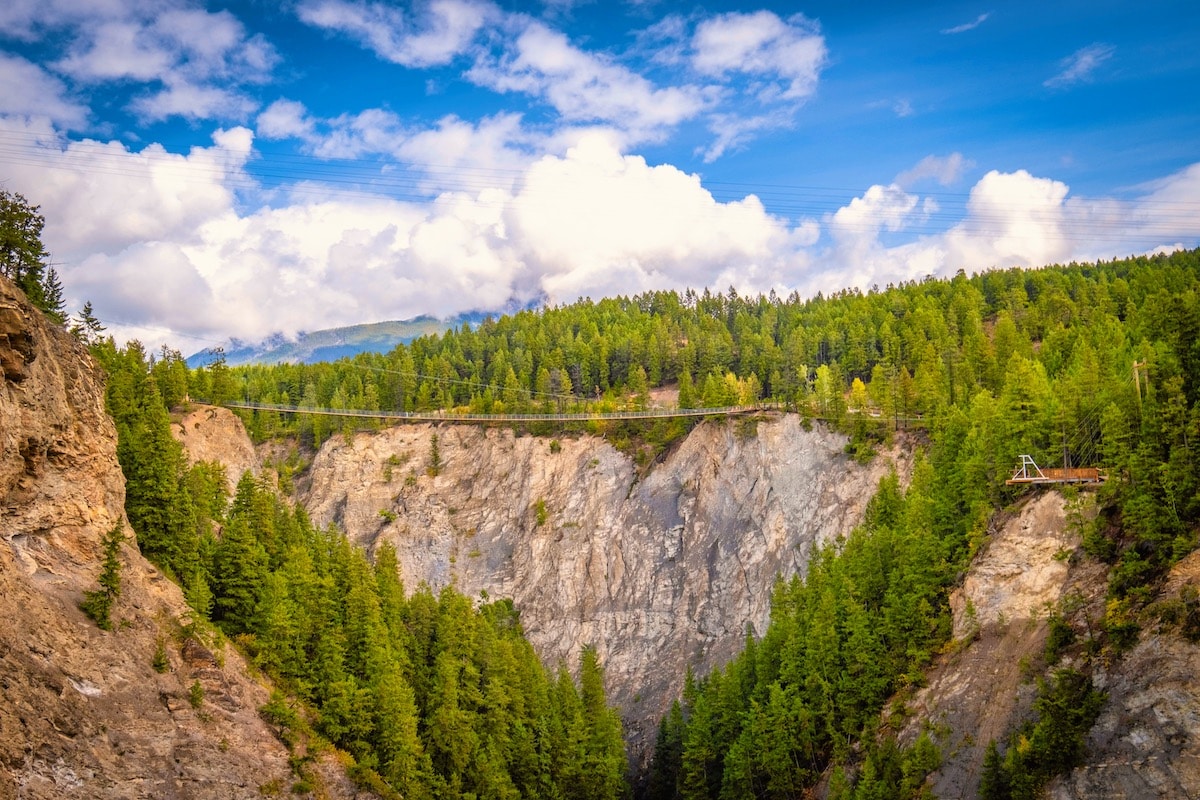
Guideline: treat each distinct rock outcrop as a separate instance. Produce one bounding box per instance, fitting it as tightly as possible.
[1050,549,1200,799]
[896,492,1108,798]
[896,491,1200,799]
[170,406,260,494]
[0,277,365,800]
[295,417,908,754]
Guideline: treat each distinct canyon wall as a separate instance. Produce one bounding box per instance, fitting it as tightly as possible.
[298,417,908,752]
[0,278,363,800]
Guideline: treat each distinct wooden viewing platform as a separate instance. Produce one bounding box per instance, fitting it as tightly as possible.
[1006,455,1106,485]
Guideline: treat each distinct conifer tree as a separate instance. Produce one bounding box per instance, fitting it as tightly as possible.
[81,524,125,630]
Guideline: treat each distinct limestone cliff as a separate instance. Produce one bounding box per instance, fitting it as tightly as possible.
[297,418,908,754]
[170,406,260,495]
[174,395,1200,796]
[896,492,1107,797]
[897,491,1200,799]
[0,278,365,800]
[1050,549,1200,799]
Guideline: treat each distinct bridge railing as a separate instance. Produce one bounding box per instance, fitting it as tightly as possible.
[215,400,786,423]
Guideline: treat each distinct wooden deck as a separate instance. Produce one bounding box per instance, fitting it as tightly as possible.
[1006,457,1106,485]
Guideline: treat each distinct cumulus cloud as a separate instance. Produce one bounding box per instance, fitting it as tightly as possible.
[0,54,89,128]
[942,169,1073,267]
[811,163,1200,293]
[56,8,276,85]
[0,121,819,348]
[297,0,493,67]
[1045,43,1115,88]
[509,134,809,301]
[831,184,920,238]
[5,100,1197,354]
[0,119,252,260]
[690,10,827,101]
[0,0,140,41]
[467,20,711,139]
[131,79,260,123]
[256,99,317,141]
[255,99,538,195]
[895,153,973,188]
[6,2,276,124]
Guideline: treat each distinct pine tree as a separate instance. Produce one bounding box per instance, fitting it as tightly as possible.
[577,645,628,800]
[72,300,106,344]
[211,515,268,634]
[0,190,53,316]
[80,524,124,630]
[677,368,696,409]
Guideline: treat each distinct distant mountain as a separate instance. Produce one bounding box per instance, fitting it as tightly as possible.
[186,313,490,367]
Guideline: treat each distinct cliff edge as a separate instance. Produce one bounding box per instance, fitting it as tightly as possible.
[0,277,363,800]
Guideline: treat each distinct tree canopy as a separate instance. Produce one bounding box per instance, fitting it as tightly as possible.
[0,190,64,322]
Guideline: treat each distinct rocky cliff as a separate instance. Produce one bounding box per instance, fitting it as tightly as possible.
[0,277,364,800]
[167,390,1200,797]
[293,417,909,754]
[1050,548,1200,799]
[896,490,1200,799]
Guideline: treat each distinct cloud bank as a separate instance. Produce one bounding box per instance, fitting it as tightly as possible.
[4,112,1196,351]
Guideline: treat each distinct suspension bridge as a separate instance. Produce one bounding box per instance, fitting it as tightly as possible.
[220,399,783,424]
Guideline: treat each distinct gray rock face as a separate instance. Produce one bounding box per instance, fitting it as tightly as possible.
[301,416,909,754]
[897,492,1106,799]
[1050,550,1200,800]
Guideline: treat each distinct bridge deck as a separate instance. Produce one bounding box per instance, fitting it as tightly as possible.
[1006,466,1106,485]
[222,400,777,423]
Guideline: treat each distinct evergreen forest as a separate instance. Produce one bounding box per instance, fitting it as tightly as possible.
[91,341,629,799]
[192,247,1200,798]
[38,242,1200,797]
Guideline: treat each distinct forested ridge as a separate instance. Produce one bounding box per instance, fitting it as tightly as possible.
[58,246,1200,798]
[186,247,1200,798]
[90,341,629,799]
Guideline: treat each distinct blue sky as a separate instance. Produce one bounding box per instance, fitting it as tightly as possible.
[0,0,1197,350]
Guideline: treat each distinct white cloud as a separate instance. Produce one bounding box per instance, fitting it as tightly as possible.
[297,0,493,67]
[0,122,818,348]
[5,102,1197,353]
[1045,43,1115,88]
[0,118,250,266]
[295,3,820,159]
[55,8,276,85]
[895,153,973,188]
[508,133,808,301]
[942,169,1072,267]
[256,99,317,141]
[690,11,826,101]
[830,184,920,239]
[16,2,277,124]
[131,79,259,123]
[468,20,711,139]
[255,99,542,195]
[0,0,139,41]
[700,109,793,163]
[813,164,1200,293]
[54,21,172,81]
[394,112,541,193]
[941,13,990,35]
[0,54,89,128]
